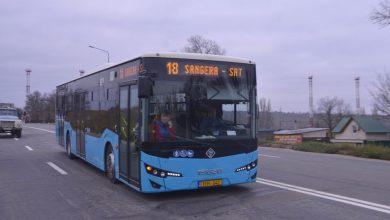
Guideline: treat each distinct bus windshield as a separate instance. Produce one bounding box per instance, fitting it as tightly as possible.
[148,75,254,142]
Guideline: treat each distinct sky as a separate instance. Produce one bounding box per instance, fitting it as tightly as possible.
[1,0,389,113]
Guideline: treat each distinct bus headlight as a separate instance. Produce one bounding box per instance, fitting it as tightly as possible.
[235,159,257,172]
[144,163,182,178]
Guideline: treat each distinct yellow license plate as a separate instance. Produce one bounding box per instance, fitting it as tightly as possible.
[198,179,222,188]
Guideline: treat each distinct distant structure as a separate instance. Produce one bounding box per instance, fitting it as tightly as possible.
[274,128,330,144]
[308,75,314,127]
[355,77,360,115]
[79,69,85,77]
[25,68,31,95]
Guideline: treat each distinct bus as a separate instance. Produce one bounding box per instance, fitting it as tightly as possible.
[55,52,258,193]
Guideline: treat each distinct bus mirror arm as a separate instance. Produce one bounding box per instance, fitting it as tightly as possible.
[138,76,152,98]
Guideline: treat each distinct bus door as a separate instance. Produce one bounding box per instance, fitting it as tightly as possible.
[75,92,86,158]
[58,95,65,146]
[119,84,140,186]
[58,111,64,146]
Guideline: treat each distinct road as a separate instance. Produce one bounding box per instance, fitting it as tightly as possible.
[1,124,389,220]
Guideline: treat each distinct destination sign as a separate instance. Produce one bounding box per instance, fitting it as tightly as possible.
[119,64,139,78]
[119,60,142,79]
[166,61,244,78]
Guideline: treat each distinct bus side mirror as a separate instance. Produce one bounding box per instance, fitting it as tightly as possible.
[138,76,152,98]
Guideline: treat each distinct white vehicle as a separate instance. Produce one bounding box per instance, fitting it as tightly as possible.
[0,107,23,138]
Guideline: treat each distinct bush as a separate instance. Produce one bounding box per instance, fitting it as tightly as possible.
[283,142,390,161]
[352,145,390,160]
[294,142,346,154]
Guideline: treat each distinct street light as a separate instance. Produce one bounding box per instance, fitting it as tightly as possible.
[88,45,110,63]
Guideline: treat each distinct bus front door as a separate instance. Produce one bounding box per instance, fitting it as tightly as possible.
[119,84,140,187]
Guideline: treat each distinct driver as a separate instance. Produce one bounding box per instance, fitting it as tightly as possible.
[150,111,176,141]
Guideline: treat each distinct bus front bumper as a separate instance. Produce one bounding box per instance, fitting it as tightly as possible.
[140,151,258,193]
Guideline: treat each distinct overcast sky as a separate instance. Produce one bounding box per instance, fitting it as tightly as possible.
[1,0,389,113]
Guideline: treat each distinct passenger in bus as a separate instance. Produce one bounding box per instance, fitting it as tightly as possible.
[150,112,176,141]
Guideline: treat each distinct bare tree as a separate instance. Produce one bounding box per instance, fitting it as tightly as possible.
[25,91,44,122]
[371,0,390,27]
[317,97,351,132]
[183,35,226,55]
[25,90,56,123]
[44,91,56,122]
[371,73,390,115]
[258,98,273,129]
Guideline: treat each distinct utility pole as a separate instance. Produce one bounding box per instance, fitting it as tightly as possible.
[88,45,110,63]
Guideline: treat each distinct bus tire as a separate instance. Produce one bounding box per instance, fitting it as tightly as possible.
[105,145,118,184]
[66,132,75,159]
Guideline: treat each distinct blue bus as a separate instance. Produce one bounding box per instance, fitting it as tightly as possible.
[56,52,258,192]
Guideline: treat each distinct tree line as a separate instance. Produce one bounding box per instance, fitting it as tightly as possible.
[24,90,56,123]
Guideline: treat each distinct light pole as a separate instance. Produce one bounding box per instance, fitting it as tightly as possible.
[25,68,31,95]
[88,45,110,63]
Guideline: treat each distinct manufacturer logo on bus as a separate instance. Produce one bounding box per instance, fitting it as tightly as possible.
[205,148,216,158]
[198,168,222,175]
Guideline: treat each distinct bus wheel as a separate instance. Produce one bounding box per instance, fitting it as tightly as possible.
[106,146,118,184]
[66,134,75,159]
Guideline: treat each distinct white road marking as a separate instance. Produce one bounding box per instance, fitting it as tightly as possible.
[46,162,68,175]
[256,178,390,214]
[14,138,19,141]
[24,146,33,151]
[259,154,281,158]
[24,126,55,134]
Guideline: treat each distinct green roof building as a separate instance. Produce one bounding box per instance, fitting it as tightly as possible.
[332,116,390,145]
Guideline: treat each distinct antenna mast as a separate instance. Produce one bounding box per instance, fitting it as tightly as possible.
[308,75,314,127]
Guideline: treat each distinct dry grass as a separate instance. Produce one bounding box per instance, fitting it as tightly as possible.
[262,141,390,161]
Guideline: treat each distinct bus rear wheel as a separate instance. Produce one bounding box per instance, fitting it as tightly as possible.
[105,146,118,184]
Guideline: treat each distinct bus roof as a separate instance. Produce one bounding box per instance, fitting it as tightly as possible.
[141,52,255,64]
[59,52,255,86]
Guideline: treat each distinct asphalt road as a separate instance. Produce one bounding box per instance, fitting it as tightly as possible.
[1,124,390,220]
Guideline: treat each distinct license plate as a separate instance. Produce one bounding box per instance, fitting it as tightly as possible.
[198,179,222,188]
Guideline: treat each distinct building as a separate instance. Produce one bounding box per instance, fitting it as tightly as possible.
[332,116,390,145]
[273,128,330,144]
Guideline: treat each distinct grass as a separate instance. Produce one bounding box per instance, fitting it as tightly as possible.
[264,142,390,161]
